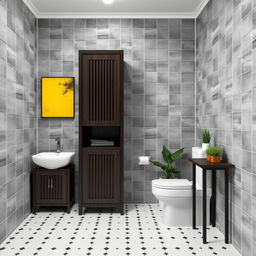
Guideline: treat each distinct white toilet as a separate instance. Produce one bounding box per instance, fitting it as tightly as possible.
[151,147,211,227]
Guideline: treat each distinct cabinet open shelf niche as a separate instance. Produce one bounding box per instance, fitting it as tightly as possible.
[79,50,124,215]
[82,126,120,147]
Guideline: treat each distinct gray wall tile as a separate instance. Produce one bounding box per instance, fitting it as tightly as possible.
[0,0,37,243]
[196,0,255,253]
[37,18,195,204]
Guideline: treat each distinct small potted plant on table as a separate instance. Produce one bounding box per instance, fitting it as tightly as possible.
[206,146,223,163]
[202,130,211,151]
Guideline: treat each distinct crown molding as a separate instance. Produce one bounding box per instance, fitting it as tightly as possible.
[23,0,209,19]
[194,0,210,18]
[35,12,195,19]
[23,0,40,17]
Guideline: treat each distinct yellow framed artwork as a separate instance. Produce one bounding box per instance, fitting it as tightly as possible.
[41,77,75,118]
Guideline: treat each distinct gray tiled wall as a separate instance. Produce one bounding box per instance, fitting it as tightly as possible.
[196,0,256,255]
[37,18,196,203]
[0,0,37,244]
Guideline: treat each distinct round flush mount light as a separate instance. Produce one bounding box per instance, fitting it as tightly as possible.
[103,0,114,4]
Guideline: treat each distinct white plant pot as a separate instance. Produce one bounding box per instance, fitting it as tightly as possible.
[202,143,209,151]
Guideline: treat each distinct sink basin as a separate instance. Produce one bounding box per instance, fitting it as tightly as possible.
[32,152,75,169]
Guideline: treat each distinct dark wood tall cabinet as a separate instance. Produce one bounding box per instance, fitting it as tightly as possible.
[79,50,123,215]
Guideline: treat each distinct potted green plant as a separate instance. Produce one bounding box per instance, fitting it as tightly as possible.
[150,146,184,179]
[206,146,223,163]
[202,130,211,151]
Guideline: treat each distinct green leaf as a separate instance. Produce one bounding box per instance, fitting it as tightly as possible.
[202,130,211,143]
[165,173,172,179]
[162,146,172,164]
[172,168,182,174]
[164,166,172,173]
[149,160,168,170]
[205,146,223,156]
[171,148,184,161]
[150,147,184,179]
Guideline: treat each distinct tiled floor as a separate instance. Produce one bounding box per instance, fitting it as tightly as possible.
[0,204,240,256]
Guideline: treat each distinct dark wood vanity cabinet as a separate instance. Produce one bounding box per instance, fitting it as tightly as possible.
[79,50,123,215]
[32,165,74,214]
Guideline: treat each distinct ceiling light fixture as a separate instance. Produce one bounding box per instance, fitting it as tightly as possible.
[103,0,114,4]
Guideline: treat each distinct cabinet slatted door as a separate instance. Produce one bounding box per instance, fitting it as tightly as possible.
[81,54,121,126]
[35,171,67,204]
[82,148,120,204]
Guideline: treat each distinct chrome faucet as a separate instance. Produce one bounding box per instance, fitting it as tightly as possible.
[55,137,62,153]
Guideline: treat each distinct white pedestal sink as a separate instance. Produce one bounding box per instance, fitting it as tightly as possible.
[32,152,75,169]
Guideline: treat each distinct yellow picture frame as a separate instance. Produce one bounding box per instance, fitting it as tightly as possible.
[41,77,75,118]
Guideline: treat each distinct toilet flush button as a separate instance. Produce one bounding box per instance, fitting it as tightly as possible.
[138,156,151,165]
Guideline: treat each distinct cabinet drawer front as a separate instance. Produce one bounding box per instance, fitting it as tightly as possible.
[82,54,121,125]
[83,149,120,204]
[36,172,67,203]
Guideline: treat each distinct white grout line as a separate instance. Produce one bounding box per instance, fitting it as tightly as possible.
[235,1,243,252]
[180,20,182,171]
[230,0,235,248]
[250,5,253,256]
[131,21,134,203]
[143,19,146,203]
[194,17,197,148]
[48,20,50,152]
[61,19,63,143]
[4,0,7,242]
[36,18,39,154]
[238,1,242,252]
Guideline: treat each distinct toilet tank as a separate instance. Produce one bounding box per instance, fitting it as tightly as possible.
[192,147,211,189]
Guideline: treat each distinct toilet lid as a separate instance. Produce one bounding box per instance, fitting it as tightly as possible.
[152,179,192,190]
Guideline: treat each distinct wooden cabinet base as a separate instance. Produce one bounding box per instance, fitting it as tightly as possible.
[79,203,124,215]
[32,164,75,214]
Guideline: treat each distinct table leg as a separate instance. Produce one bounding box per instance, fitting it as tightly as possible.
[203,169,207,244]
[193,164,196,229]
[211,169,216,227]
[225,168,229,244]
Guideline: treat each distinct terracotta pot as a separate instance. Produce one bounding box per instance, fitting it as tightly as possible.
[208,155,221,163]
[207,155,211,162]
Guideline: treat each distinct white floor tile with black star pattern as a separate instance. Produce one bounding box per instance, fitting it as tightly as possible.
[0,204,240,256]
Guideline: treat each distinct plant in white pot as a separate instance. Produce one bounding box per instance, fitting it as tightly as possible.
[150,146,184,179]
[202,130,211,151]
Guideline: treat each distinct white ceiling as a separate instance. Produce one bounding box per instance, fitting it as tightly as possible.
[24,0,209,18]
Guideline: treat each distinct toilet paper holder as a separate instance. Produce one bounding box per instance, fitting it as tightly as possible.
[138,156,151,165]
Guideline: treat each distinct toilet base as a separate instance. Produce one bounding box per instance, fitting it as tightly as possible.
[161,196,210,227]
[159,201,164,210]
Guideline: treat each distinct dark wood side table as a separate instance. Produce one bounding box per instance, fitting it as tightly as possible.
[188,158,234,244]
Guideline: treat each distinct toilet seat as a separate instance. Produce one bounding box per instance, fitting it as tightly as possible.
[152,179,192,190]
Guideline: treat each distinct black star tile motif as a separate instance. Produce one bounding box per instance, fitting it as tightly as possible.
[0,204,240,256]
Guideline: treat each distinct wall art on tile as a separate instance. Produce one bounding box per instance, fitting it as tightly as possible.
[41,77,75,117]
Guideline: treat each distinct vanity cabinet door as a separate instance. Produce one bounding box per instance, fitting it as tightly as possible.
[82,148,120,204]
[35,170,68,204]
